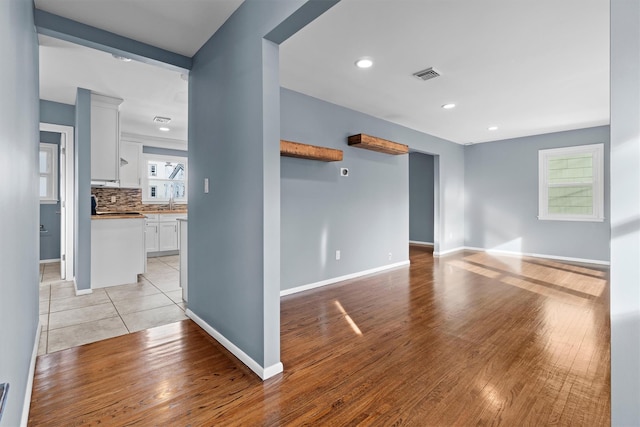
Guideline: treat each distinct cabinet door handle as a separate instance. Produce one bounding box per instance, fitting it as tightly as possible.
[175,225,177,232]
[155,226,158,233]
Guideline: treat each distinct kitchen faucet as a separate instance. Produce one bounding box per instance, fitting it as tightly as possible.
[169,183,175,211]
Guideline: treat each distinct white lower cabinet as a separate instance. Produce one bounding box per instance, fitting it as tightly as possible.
[145,213,182,253]
[159,222,178,251]
[145,223,159,252]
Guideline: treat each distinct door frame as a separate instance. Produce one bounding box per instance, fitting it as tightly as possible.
[40,123,75,281]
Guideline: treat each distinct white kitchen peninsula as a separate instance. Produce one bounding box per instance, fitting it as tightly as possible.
[91,215,146,288]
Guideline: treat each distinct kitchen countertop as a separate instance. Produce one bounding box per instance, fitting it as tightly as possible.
[91,213,146,220]
[91,209,188,220]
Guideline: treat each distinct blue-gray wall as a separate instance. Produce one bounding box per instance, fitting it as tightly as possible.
[40,99,75,126]
[464,126,610,262]
[40,131,61,261]
[409,152,435,244]
[0,0,40,424]
[75,88,91,290]
[611,0,640,423]
[189,0,337,372]
[280,88,464,288]
[281,89,409,290]
[142,146,187,157]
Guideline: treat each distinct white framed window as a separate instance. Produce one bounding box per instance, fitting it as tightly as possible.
[538,143,604,222]
[141,154,187,204]
[39,143,58,204]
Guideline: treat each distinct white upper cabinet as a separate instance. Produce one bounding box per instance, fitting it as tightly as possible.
[91,94,123,181]
[119,140,142,188]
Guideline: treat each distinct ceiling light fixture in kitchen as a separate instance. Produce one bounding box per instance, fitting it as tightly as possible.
[488,126,499,131]
[355,58,373,69]
[442,103,456,109]
[158,127,170,132]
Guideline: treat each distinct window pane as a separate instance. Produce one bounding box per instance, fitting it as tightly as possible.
[40,176,48,197]
[148,180,186,200]
[39,151,49,173]
[548,185,593,215]
[548,154,593,184]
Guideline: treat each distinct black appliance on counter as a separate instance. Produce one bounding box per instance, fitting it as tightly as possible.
[91,195,97,215]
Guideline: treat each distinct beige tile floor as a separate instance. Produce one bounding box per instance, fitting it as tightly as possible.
[38,255,187,355]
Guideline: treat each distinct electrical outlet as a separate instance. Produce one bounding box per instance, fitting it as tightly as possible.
[336,250,341,260]
[111,196,116,203]
[388,252,392,261]
[204,178,209,193]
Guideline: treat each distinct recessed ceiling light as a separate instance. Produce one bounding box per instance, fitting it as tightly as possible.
[112,54,132,62]
[442,103,456,110]
[488,126,499,131]
[355,58,373,69]
[158,127,170,132]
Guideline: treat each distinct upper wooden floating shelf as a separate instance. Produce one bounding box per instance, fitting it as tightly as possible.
[280,140,343,162]
[347,133,409,155]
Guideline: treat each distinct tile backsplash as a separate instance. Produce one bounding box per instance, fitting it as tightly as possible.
[92,188,186,212]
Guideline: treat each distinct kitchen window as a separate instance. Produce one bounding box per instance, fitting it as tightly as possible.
[538,143,604,222]
[141,154,187,204]
[39,143,58,204]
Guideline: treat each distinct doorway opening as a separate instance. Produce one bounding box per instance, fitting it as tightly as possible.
[408,151,437,255]
[39,123,75,282]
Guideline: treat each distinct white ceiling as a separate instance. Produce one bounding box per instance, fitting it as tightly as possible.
[280,0,610,144]
[36,0,244,143]
[34,0,244,57]
[39,35,189,141]
[36,0,610,145]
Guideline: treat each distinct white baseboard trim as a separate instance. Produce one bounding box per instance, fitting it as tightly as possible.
[20,320,41,427]
[39,258,60,264]
[463,246,610,266]
[280,260,411,297]
[74,279,92,296]
[409,240,434,247]
[433,246,465,257]
[185,309,283,380]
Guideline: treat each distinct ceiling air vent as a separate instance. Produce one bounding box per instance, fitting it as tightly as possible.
[413,67,441,81]
[153,116,172,124]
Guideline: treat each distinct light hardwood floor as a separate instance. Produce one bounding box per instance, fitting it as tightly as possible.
[29,246,610,425]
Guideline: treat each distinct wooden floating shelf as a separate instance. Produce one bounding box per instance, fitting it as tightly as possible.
[347,133,409,155]
[280,140,343,162]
